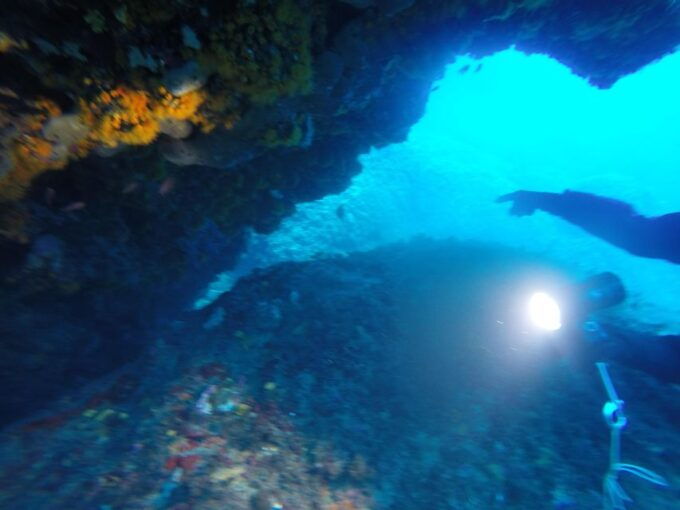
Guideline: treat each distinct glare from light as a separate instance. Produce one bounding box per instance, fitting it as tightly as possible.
[528,292,562,331]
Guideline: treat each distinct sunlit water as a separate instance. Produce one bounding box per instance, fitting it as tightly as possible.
[199,48,680,333]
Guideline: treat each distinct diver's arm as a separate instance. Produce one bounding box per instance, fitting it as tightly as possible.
[496,190,672,260]
[497,190,637,220]
[648,213,680,264]
[533,190,639,226]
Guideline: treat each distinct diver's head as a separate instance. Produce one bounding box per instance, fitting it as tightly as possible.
[574,272,626,314]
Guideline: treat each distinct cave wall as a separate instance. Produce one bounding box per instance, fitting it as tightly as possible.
[0,0,679,425]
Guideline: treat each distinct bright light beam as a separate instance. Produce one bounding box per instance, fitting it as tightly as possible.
[528,291,562,331]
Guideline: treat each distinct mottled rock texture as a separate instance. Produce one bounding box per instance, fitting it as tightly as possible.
[0,0,679,425]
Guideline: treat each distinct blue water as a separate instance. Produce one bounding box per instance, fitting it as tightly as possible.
[200,48,680,333]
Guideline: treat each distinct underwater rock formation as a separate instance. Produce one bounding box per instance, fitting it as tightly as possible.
[0,239,677,509]
[0,1,679,423]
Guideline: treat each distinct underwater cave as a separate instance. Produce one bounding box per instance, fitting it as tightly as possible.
[0,1,678,509]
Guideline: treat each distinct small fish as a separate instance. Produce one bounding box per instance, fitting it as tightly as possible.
[158,177,176,196]
[122,181,139,194]
[61,201,86,212]
[458,64,470,74]
[0,87,19,99]
[336,205,346,220]
[474,63,483,73]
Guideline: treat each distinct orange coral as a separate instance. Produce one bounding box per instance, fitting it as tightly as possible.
[190,89,239,133]
[0,85,211,207]
[1,136,68,202]
[82,87,160,147]
[33,99,61,119]
[0,98,103,207]
[0,0,322,212]
[81,86,207,148]
[155,88,205,121]
[0,98,68,202]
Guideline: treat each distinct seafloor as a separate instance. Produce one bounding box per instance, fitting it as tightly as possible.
[1,240,677,510]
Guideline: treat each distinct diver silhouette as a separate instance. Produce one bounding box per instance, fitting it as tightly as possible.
[497,190,680,265]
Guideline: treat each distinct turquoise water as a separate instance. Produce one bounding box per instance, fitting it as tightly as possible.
[200,48,680,333]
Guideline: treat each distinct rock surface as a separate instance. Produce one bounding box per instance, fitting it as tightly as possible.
[0,239,677,509]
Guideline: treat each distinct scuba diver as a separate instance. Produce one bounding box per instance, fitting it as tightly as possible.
[496,190,680,265]
[497,189,680,383]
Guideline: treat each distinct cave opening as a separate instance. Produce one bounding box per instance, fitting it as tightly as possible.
[204,47,680,333]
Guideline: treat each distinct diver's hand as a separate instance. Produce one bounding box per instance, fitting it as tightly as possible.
[496,190,544,216]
